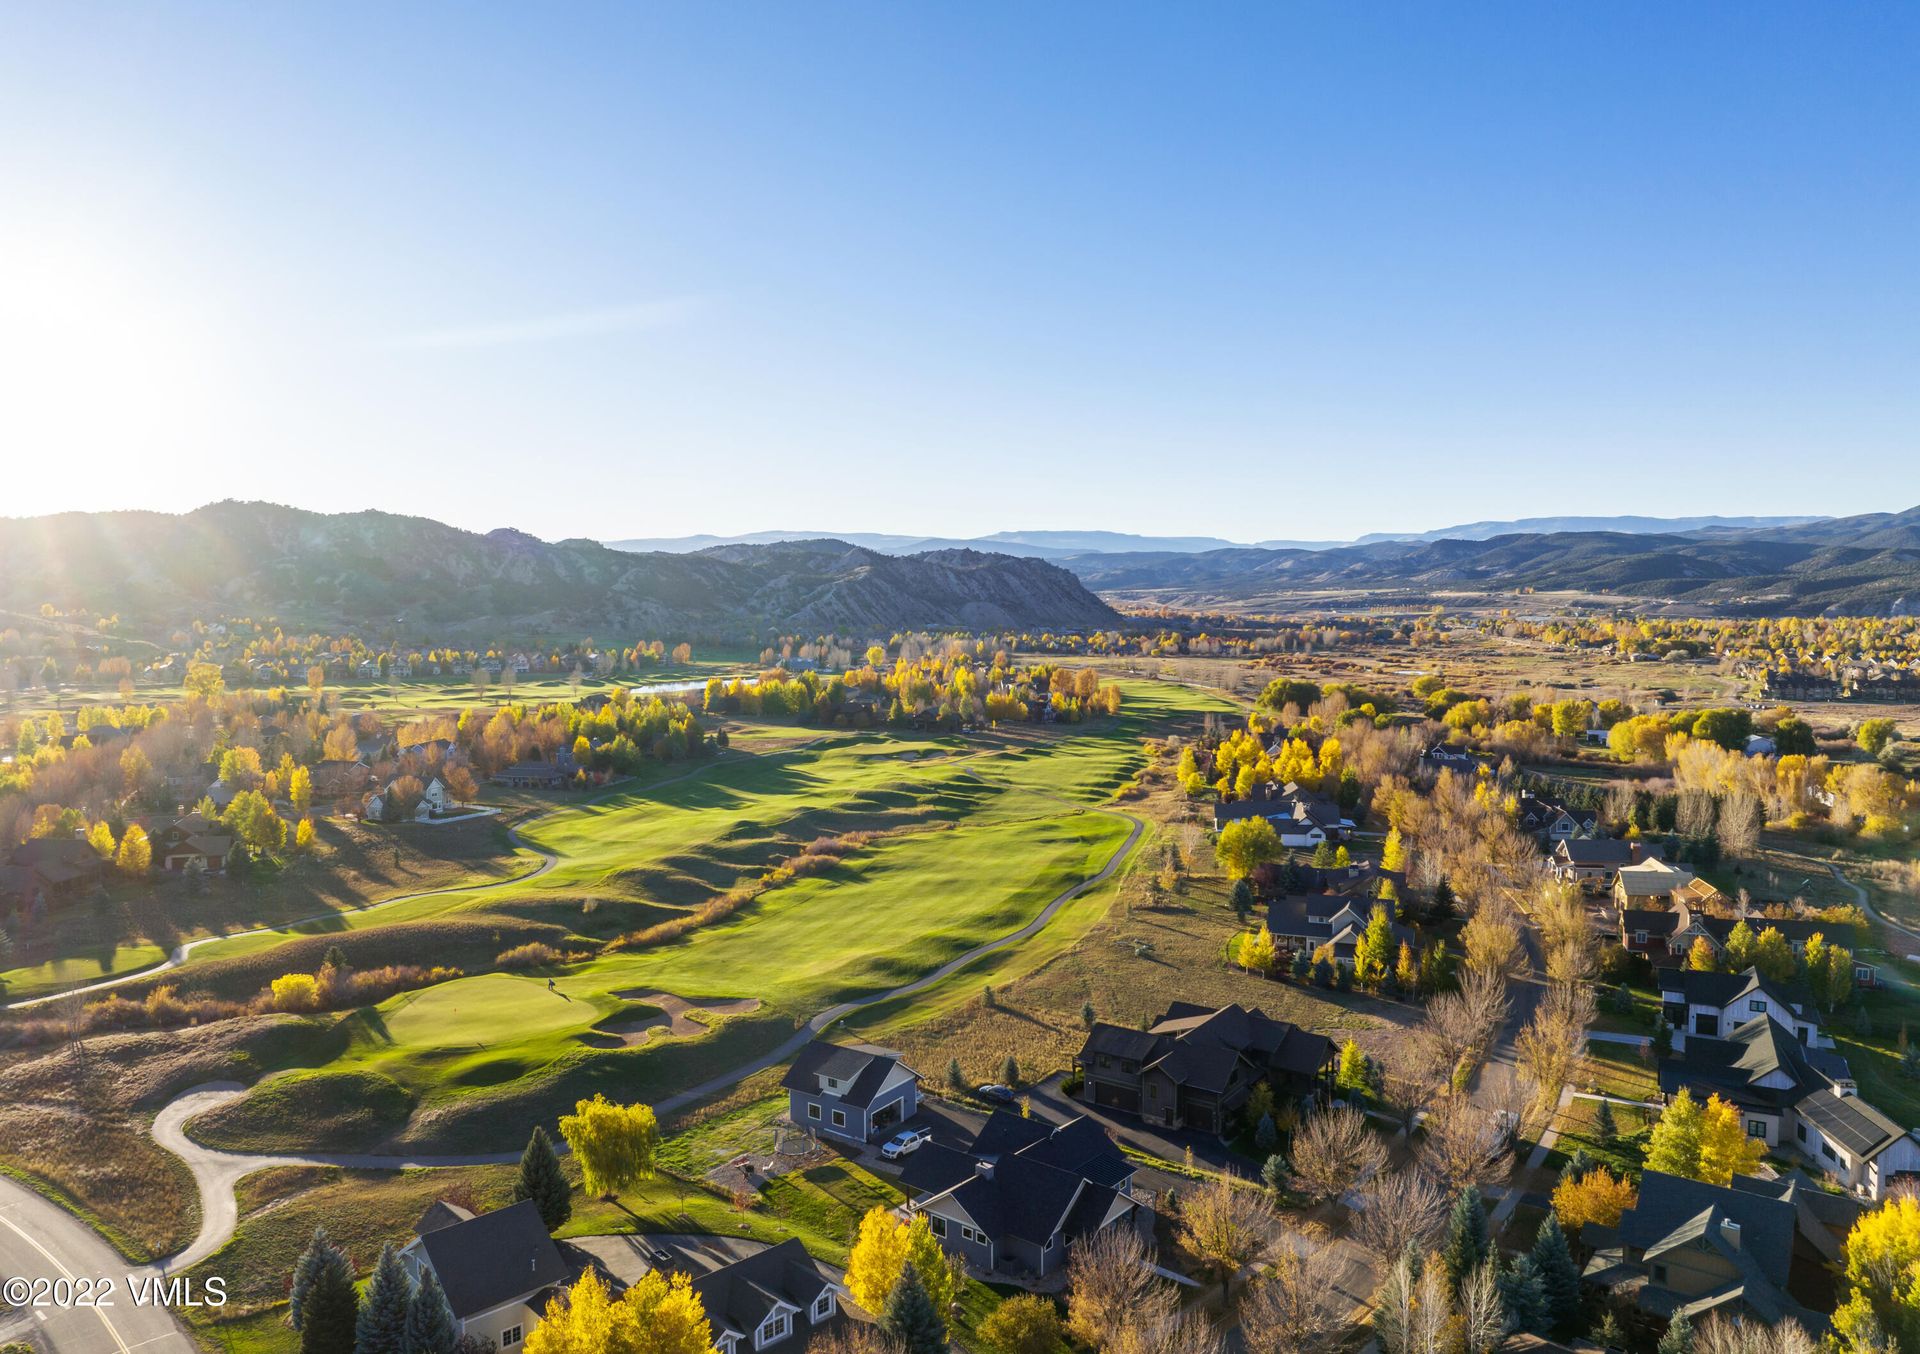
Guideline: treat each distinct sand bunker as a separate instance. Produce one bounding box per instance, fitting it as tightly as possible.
[588,990,763,1048]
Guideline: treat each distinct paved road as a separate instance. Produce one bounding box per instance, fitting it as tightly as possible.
[0,1179,196,1353]
[94,803,1146,1276]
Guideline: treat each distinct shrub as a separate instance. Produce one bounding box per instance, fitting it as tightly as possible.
[270,972,322,1012]
[496,942,566,970]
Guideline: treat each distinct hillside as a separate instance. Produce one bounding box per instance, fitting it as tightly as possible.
[1064,507,1920,616]
[0,503,1121,636]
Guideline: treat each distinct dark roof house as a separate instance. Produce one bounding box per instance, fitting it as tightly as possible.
[1077,1001,1332,1131]
[782,1040,921,1143]
[686,1237,840,1353]
[403,1200,572,1350]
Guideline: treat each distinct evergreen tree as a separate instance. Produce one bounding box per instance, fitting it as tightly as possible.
[1559,1147,1596,1183]
[947,1058,967,1095]
[881,1262,947,1354]
[1260,1153,1287,1193]
[1443,1187,1491,1295]
[1594,1096,1618,1148]
[1001,1054,1020,1087]
[1431,878,1457,922]
[354,1243,413,1354]
[1290,948,1311,980]
[512,1126,571,1231]
[404,1266,458,1354]
[1499,1255,1549,1334]
[1230,877,1254,918]
[1530,1212,1581,1332]
[1656,1310,1692,1354]
[1255,1112,1278,1152]
[301,1248,360,1354]
[290,1226,344,1332]
[1595,1311,1627,1350]
[1081,1000,1097,1030]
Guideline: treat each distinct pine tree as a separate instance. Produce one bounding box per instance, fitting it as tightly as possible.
[513,1125,571,1231]
[1230,877,1254,918]
[1500,1255,1549,1334]
[1255,1112,1278,1152]
[1594,1096,1618,1147]
[947,1058,967,1095]
[1261,1153,1287,1193]
[1656,1310,1692,1354]
[1443,1187,1491,1295]
[1530,1212,1580,1332]
[1595,1311,1627,1350]
[353,1243,412,1354]
[404,1266,458,1354]
[882,1262,947,1354]
[1001,1054,1020,1087]
[301,1246,359,1354]
[290,1226,344,1331]
[1081,1000,1097,1030]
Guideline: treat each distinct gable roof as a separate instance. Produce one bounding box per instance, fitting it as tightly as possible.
[1660,1014,1841,1108]
[914,1113,1134,1250]
[780,1040,919,1109]
[686,1238,834,1338]
[1608,1171,1798,1315]
[1664,967,1814,1015]
[1796,1087,1910,1160]
[417,1200,570,1319]
[1616,858,1696,895]
[1555,838,1639,868]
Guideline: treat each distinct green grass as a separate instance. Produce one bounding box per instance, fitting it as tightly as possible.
[1582,1042,1662,1102]
[182,680,1236,1153]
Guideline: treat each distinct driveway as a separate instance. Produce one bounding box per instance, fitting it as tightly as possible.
[0,1176,196,1353]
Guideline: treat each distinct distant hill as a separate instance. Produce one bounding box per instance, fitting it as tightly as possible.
[0,503,1121,636]
[1062,507,1920,616]
[611,514,1827,558]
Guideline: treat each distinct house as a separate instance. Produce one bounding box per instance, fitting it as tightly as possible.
[1076,1001,1332,1131]
[153,813,238,872]
[1550,838,1644,891]
[1630,907,1873,982]
[400,1200,571,1350]
[1423,744,1481,771]
[1659,968,1827,1051]
[902,1111,1144,1278]
[204,778,239,811]
[1660,1012,1920,1199]
[686,1239,840,1354]
[1264,894,1413,970]
[1745,734,1778,758]
[1212,782,1350,847]
[1582,1170,1851,1330]
[782,1040,920,1143]
[7,834,106,897]
[493,758,572,790]
[1614,858,1696,908]
[309,759,376,808]
[1515,791,1599,842]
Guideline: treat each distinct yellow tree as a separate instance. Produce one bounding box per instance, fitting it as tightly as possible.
[1685,936,1719,971]
[1215,817,1281,880]
[294,817,316,852]
[1698,1093,1766,1184]
[86,821,116,859]
[114,824,150,876]
[846,1207,915,1313]
[1834,1195,1920,1354]
[290,765,313,817]
[1552,1168,1637,1233]
[1381,826,1407,872]
[558,1096,659,1200]
[1237,922,1277,975]
[1645,1088,1705,1178]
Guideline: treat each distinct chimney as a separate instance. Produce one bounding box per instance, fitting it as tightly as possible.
[1720,1219,1741,1251]
[1834,1080,1858,1099]
[975,1159,995,1180]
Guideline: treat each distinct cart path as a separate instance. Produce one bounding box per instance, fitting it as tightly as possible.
[61,801,1144,1274]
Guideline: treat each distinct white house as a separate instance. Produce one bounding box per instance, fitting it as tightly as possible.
[1660,968,1827,1052]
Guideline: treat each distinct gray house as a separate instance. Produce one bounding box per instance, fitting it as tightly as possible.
[399,1200,571,1350]
[900,1111,1144,1278]
[686,1238,841,1353]
[1077,1002,1333,1132]
[782,1040,920,1143]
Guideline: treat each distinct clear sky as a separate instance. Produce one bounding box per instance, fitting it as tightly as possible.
[2,3,1914,544]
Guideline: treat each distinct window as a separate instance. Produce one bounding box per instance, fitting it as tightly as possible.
[1797,1123,1808,1144]
[761,1312,790,1344]
[807,1103,820,1121]
[1748,1120,1766,1138]
[501,1327,524,1348]
[1651,1264,1668,1285]
[1634,931,1648,945]
[825,1077,838,1089]
[813,1293,834,1320]
[831,1109,846,1127]
[1146,1083,1158,1100]
[927,1214,947,1238]
[1824,1142,1839,1162]
[960,1224,982,1244]
[1750,1000,1768,1014]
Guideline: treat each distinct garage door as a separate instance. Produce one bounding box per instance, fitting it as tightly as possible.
[1093,1081,1140,1114]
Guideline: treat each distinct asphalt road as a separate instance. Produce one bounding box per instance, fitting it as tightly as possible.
[0,1180,196,1353]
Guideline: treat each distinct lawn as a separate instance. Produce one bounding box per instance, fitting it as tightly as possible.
[1581,1041,1661,1103]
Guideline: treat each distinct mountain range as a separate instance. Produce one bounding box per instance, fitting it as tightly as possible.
[607,515,1823,559]
[0,503,1120,636]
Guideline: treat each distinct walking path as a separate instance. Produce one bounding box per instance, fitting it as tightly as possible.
[7,789,1145,1287]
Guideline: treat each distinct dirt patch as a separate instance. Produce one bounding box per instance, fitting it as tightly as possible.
[599,991,762,1047]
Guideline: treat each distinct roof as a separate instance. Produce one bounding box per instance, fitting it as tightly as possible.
[1555,838,1639,867]
[1623,909,1681,937]
[1796,1087,1910,1160]
[1596,1171,1801,1322]
[417,1200,570,1319]
[1660,1014,1843,1110]
[686,1238,835,1338]
[1617,859,1696,895]
[916,1113,1133,1249]
[1664,967,1813,1015]
[415,1200,475,1234]
[780,1040,919,1110]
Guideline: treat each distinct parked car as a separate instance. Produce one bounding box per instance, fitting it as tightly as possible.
[975,1084,1017,1105]
[879,1128,933,1160]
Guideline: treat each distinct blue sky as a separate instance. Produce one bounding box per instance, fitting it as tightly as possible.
[2,3,1914,543]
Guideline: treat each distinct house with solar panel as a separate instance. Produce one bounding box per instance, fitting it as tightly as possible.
[899,1110,1147,1278]
[1660,1010,1920,1200]
[782,1039,921,1144]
